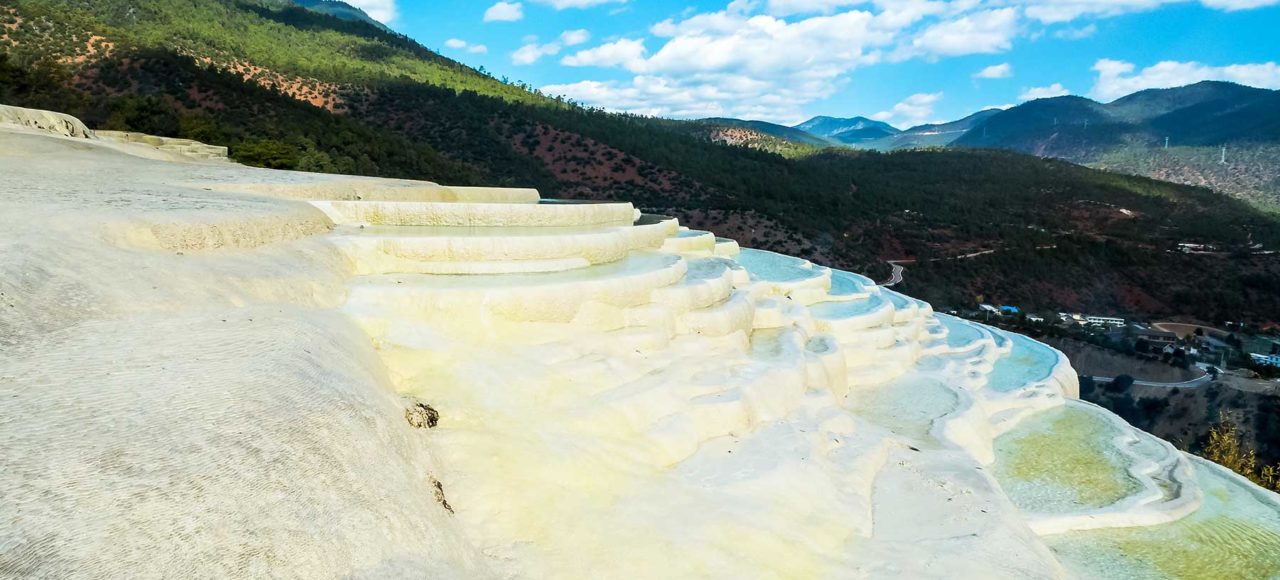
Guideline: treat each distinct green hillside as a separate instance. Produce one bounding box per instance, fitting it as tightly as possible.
[685,118,837,154]
[3,0,1279,323]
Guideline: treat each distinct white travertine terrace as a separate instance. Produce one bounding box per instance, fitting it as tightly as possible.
[2,107,1279,579]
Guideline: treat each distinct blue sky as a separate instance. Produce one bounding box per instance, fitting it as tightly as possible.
[350,0,1280,128]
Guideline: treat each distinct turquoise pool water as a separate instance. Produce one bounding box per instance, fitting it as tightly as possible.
[810,294,887,320]
[829,269,875,296]
[986,332,1058,392]
[937,315,986,350]
[736,249,822,283]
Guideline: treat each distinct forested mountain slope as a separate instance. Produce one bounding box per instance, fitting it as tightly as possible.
[2,0,1278,323]
[952,82,1280,206]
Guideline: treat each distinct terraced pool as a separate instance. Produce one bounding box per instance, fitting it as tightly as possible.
[1048,460,1280,579]
[993,405,1142,513]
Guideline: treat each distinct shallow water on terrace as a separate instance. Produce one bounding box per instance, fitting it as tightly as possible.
[537,199,620,205]
[1047,461,1280,579]
[993,405,1142,513]
[985,332,1058,392]
[828,269,874,296]
[346,224,621,237]
[736,249,821,283]
[849,375,957,444]
[937,315,986,350]
[370,251,681,287]
[883,290,911,309]
[809,294,886,320]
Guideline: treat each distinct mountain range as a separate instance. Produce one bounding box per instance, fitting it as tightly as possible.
[2,0,1278,324]
[706,82,1280,207]
[793,115,901,144]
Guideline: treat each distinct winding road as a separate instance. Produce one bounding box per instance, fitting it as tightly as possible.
[881,245,1057,287]
[882,261,909,287]
[1088,374,1213,389]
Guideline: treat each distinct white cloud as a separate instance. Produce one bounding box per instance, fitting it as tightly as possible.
[562,39,648,69]
[1019,83,1071,100]
[910,8,1018,57]
[872,92,943,127]
[1201,0,1280,8]
[643,10,890,77]
[974,62,1012,79]
[542,74,817,123]
[445,38,490,54]
[515,30,599,66]
[1022,0,1280,24]
[537,0,1280,122]
[560,29,592,46]
[484,1,524,22]
[344,0,397,23]
[1053,23,1097,39]
[547,3,931,120]
[764,0,865,16]
[1089,58,1280,101]
[532,0,627,8]
[512,41,562,65]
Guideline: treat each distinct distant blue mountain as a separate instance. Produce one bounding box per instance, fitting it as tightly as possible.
[793,116,900,140]
[292,0,391,32]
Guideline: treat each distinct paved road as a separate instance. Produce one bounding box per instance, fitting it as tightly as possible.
[882,261,908,287]
[880,246,1056,287]
[1089,374,1213,389]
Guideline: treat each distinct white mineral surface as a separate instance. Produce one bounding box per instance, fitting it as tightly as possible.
[2,106,1278,579]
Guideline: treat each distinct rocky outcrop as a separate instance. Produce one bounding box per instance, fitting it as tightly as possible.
[97,130,230,162]
[0,103,95,138]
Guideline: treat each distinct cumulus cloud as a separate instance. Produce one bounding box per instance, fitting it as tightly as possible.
[538,0,1277,121]
[560,29,592,46]
[764,0,865,16]
[872,92,943,127]
[513,42,561,65]
[344,0,397,23]
[444,38,490,54]
[974,62,1013,79]
[532,0,627,7]
[1089,58,1280,101]
[543,74,817,122]
[909,8,1018,57]
[1022,0,1279,23]
[1019,83,1071,100]
[1200,0,1280,8]
[484,1,524,22]
[513,30,598,65]
[562,39,647,69]
[1053,23,1097,39]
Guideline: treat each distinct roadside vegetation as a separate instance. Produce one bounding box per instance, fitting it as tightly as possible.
[1203,417,1280,492]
